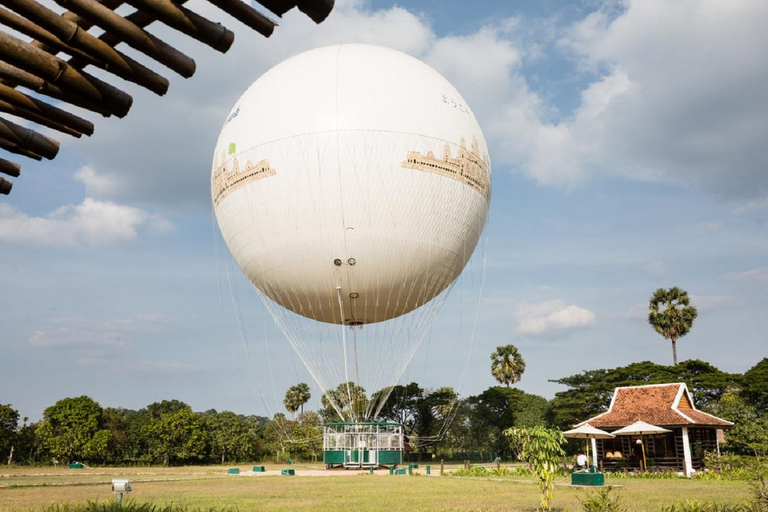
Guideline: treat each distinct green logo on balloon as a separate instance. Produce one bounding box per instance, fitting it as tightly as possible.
[228,143,236,155]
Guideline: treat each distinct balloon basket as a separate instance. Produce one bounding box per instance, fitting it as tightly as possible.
[323,422,403,469]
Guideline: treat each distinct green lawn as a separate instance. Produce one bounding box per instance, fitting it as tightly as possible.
[0,465,753,511]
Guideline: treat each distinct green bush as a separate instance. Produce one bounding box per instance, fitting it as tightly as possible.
[660,500,753,512]
[752,467,768,511]
[450,466,519,477]
[579,486,626,512]
[39,501,233,512]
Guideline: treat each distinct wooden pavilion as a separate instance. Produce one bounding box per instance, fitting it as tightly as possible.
[0,0,335,195]
[576,383,732,477]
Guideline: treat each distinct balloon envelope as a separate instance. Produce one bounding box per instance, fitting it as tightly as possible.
[212,44,491,325]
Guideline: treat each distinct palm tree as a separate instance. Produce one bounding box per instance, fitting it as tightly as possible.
[648,287,698,365]
[294,383,311,414]
[283,383,311,419]
[491,344,526,387]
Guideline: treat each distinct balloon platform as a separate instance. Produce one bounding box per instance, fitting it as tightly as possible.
[323,422,403,469]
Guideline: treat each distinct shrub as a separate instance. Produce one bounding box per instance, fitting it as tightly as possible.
[579,486,626,512]
[39,501,232,512]
[660,501,752,512]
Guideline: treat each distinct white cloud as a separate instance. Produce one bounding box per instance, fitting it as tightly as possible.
[73,166,125,198]
[54,0,768,211]
[545,0,768,199]
[76,357,205,374]
[621,303,648,321]
[515,299,596,336]
[29,315,166,351]
[0,198,173,246]
[727,267,768,284]
[733,196,768,214]
[645,261,667,276]
[689,294,738,313]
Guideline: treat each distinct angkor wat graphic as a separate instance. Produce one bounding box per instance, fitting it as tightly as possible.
[212,149,276,206]
[401,135,490,201]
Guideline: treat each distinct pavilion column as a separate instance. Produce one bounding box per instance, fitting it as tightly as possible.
[591,438,598,469]
[681,427,693,477]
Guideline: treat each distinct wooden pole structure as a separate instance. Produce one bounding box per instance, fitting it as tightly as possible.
[0,136,43,160]
[122,0,234,52]
[0,82,94,135]
[68,0,189,69]
[0,0,170,94]
[0,61,113,117]
[297,0,334,23]
[0,31,133,117]
[0,157,20,177]
[0,117,59,159]
[0,100,82,137]
[0,175,12,195]
[53,0,197,77]
[256,0,296,16]
[203,0,276,37]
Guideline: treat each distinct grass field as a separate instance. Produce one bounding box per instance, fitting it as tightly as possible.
[0,464,753,511]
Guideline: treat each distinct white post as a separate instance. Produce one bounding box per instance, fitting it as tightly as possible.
[681,427,693,478]
[716,429,721,455]
[591,438,598,470]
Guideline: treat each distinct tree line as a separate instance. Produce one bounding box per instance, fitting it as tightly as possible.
[2,355,766,465]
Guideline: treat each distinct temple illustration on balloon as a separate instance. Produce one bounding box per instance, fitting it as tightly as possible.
[211,150,276,206]
[401,135,491,201]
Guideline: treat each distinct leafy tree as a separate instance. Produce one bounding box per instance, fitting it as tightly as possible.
[291,411,322,462]
[714,392,768,456]
[36,396,106,462]
[375,382,424,435]
[411,387,459,460]
[506,426,566,511]
[14,419,40,464]
[648,287,698,365]
[321,382,367,421]
[490,344,526,387]
[142,402,207,465]
[263,413,292,461]
[205,411,260,463]
[283,383,312,419]
[468,387,549,456]
[742,358,768,413]
[82,429,113,463]
[549,359,741,429]
[0,404,19,463]
[101,407,129,463]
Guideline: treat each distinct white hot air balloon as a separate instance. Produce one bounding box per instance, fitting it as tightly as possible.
[212,44,491,467]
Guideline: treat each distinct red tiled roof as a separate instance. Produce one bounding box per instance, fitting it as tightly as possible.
[579,383,733,429]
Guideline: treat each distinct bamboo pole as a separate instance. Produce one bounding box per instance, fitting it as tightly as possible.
[0,157,20,177]
[0,0,169,95]
[0,82,94,135]
[0,7,98,64]
[0,100,82,137]
[123,0,234,52]
[0,32,133,117]
[255,0,295,16]
[0,61,112,117]
[53,0,197,77]
[0,116,59,159]
[68,0,191,68]
[203,0,276,37]
[297,0,333,23]
[0,136,43,160]
[0,175,12,194]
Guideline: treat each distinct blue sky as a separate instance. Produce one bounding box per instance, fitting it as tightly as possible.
[2,0,767,421]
